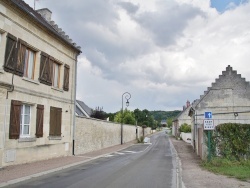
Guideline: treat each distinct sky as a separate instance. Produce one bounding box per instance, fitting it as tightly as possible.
[23,0,250,113]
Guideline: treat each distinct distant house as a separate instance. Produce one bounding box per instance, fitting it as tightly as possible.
[76,100,92,118]
[0,0,81,167]
[189,65,250,159]
[160,120,167,127]
[172,100,191,137]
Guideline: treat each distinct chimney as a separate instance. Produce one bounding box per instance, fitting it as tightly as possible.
[36,8,52,22]
[186,100,190,107]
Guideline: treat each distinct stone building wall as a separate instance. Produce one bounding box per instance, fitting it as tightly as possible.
[0,1,80,166]
[191,66,250,159]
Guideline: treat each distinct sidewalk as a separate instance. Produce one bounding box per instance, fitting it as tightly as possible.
[0,141,135,187]
[169,136,250,188]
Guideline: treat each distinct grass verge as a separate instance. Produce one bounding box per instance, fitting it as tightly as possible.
[201,158,250,181]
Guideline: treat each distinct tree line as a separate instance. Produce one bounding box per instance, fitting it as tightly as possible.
[91,107,181,129]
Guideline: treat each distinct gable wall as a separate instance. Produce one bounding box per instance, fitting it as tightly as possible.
[193,66,250,159]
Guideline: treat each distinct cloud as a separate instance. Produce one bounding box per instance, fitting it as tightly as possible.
[24,0,250,112]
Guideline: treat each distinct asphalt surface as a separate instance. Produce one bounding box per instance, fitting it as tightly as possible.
[5,133,176,188]
[2,132,249,188]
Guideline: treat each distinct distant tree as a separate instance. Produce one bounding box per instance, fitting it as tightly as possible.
[167,118,173,128]
[90,106,106,120]
[114,109,136,125]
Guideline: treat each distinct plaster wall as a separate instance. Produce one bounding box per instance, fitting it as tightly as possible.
[75,117,151,155]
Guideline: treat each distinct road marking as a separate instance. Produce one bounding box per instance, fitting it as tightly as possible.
[123,151,137,153]
[114,152,125,155]
[104,154,115,157]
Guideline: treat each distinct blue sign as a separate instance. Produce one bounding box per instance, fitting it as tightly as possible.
[204,112,212,119]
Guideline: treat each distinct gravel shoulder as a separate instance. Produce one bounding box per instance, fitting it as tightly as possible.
[169,136,250,188]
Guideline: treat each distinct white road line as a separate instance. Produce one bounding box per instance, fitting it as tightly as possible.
[114,152,125,155]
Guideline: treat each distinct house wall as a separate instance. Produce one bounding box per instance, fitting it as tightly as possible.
[75,116,151,155]
[0,1,78,166]
[193,66,250,159]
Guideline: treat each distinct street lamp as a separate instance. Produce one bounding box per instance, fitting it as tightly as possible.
[121,92,131,145]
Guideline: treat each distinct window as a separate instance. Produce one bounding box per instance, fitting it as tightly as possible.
[52,62,60,88]
[4,34,36,78]
[20,104,31,137]
[49,107,62,136]
[9,100,44,139]
[23,47,35,79]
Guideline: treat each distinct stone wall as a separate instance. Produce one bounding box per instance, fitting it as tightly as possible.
[75,116,151,155]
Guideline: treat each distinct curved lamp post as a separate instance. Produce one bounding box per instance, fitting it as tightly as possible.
[121,92,131,145]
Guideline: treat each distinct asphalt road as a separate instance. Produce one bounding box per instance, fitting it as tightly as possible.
[7,132,177,188]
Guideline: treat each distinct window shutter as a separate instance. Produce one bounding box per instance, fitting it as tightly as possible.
[9,100,21,139]
[16,40,26,76]
[49,107,62,136]
[4,33,18,74]
[36,104,44,138]
[56,108,62,136]
[39,52,52,86]
[63,64,70,91]
[49,107,56,136]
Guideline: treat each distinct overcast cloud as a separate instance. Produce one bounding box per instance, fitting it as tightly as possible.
[24,0,250,112]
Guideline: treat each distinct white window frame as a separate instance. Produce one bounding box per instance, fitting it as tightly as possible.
[23,47,35,79]
[20,104,31,137]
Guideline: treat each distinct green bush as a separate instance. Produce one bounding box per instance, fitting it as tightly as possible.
[212,123,250,160]
[179,123,191,133]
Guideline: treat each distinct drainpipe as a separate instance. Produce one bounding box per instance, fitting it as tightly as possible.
[72,53,79,156]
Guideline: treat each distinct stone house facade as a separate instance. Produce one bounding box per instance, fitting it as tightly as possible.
[0,0,81,167]
[172,100,191,137]
[188,65,250,159]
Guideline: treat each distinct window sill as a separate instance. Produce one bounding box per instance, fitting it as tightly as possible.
[22,77,39,85]
[51,87,63,92]
[48,136,62,140]
[18,137,36,142]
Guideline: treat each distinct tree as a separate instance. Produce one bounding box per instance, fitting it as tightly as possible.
[90,106,106,120]
[114,109,136,125]
[167,118,173,128]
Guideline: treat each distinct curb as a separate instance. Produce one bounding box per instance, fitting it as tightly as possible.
[169,136,185,188]
[0,143,134,187]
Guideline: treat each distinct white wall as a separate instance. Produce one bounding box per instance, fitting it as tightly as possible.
[75,116,151,155]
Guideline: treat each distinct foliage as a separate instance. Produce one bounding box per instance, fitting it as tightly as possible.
[150,110,181,122]
[167,118,173,128]
[105,112,115,122]
[109,109,180,128]
[179,123,191,133]
[211,123,250,160]
[90,107,106,120]
[202,158,250,181]
[114,109,136,125]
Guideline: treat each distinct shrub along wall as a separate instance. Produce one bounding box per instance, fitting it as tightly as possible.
[210,123,250,160]
[75,116,151,155]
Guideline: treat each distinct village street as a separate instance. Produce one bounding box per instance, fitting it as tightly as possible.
[5,132,177,188]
